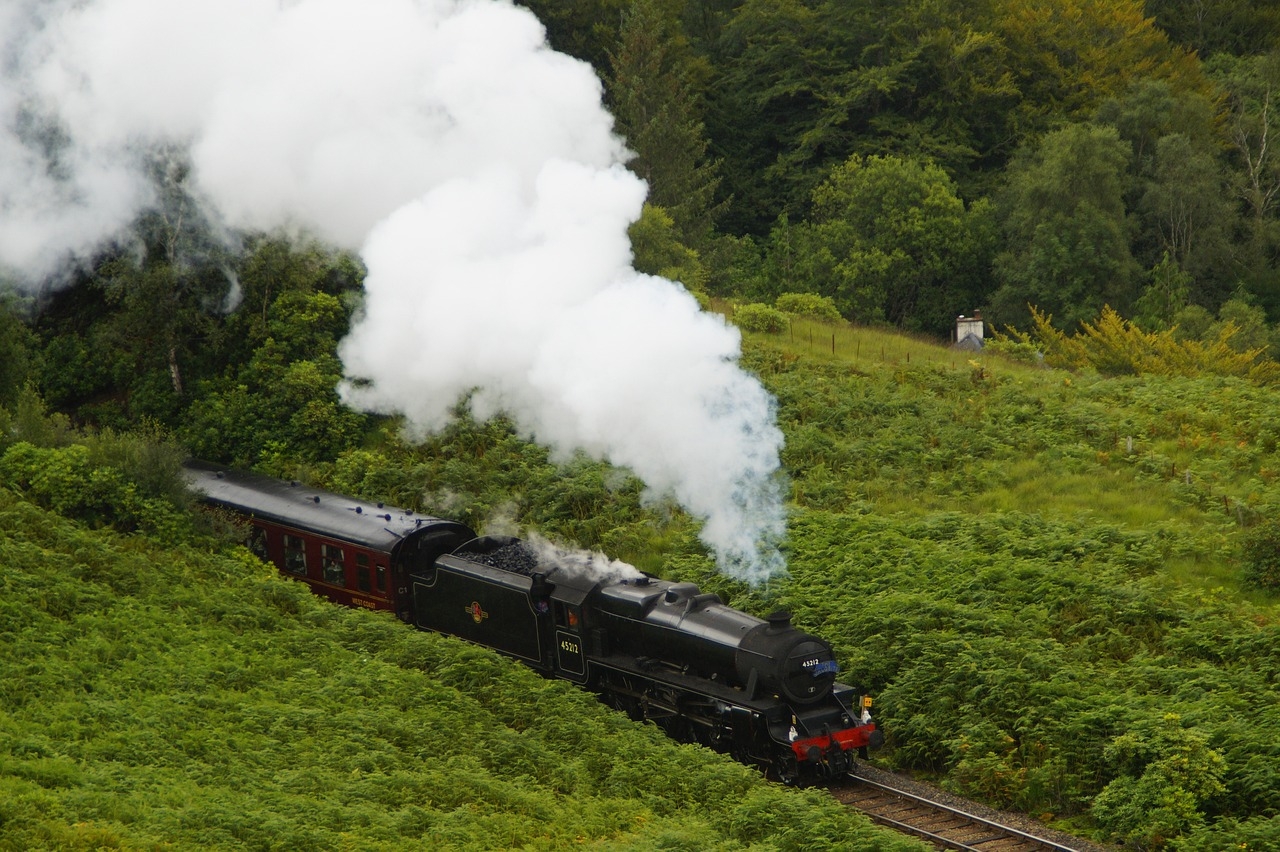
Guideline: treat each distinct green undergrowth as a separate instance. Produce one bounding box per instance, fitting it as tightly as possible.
[772,511,1280,831]
[743,331,1280,602]
[719,331,1280,846]
[0,489,925,851]
[257,328,1280,846]
[8,320,1280,848]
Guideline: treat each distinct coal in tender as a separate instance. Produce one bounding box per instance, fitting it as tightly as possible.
[463,542,542,577]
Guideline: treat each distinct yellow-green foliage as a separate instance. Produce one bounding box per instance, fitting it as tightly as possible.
[0,489,924,851]
[733,302,789,333]
[1012,305,1280,382]
[775,292,843,323]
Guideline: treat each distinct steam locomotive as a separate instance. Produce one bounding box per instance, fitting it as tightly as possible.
[183,460,882,783]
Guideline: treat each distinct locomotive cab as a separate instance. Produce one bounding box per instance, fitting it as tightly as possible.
[407,535,600,685]
[546,582,593,682]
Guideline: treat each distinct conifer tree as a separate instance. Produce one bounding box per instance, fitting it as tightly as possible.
[607,0,724,250]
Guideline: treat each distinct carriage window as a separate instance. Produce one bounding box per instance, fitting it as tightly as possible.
[376,564,387,592]
[283,534,307,575]
[322,544,346,586]
[356,553,372,592]
[248,526,269,561]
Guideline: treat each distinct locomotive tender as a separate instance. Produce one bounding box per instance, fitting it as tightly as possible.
[184,460,882,783]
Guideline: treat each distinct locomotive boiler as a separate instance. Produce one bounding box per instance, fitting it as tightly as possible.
[184,460,882,783]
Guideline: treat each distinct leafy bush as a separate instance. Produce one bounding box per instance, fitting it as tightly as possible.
[1240,518,1280,589]
[1174,815,1280,851]
[1015,305,1280,382]
[733,302,789,333]
[982,336,1042,365]
[775,292,843,322]
[0,441,186,534]
[1091,715,1226,849]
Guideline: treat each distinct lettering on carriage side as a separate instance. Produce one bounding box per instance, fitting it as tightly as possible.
[466,601,489,624]
[351,598,378,610]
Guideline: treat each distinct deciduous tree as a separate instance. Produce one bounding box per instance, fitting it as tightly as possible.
[779,153,995,332]
[991,124,1138,329]
[0,294,35,408]
[628,204,709,292]
[992,0,1208,129]
[1137,134,1236,304]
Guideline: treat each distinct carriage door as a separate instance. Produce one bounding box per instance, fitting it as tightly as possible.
[553,601,586,681]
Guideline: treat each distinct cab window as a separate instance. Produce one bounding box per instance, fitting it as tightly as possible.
[554,602,581,630]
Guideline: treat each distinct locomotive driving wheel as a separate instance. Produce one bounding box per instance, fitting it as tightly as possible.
[772,752,800,786]
[601,675,644,721]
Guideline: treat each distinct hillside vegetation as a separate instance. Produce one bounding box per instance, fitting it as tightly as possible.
[730,321,1280,847]
[3,314,1279,849]
[5,1,1280,847]
[0,482,924,851]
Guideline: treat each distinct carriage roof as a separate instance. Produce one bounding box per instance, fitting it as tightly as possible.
[183,460,471,553]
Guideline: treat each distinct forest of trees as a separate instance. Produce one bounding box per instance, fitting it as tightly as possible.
[7,0,1280,422]
[524,0,1280,341]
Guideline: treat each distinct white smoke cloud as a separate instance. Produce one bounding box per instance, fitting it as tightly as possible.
[522,532,644,585]
[0,0,787,582]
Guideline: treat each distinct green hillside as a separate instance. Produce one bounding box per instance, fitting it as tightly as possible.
[725,322,1280,848]
[5,311,1280,849]
[6,1,1280,849]
[0,485,925,851]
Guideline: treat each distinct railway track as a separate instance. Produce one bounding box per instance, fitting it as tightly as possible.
[832,773,1084,851]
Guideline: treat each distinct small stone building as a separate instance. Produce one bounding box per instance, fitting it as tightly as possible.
[953,311,984,351]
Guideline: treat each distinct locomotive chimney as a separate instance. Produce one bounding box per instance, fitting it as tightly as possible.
[766,611,793,631]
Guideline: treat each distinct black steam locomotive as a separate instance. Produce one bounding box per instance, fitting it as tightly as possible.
[184,460,882,783]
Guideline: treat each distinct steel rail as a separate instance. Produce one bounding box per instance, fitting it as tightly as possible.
[839,773,1084,852]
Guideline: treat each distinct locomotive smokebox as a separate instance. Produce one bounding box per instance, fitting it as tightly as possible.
[737,615,839,705]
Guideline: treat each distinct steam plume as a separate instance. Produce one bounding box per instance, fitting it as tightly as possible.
[522,532,644,585]
[0,0,786,582]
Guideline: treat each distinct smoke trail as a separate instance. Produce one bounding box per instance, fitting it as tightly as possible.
[0,0,787,582]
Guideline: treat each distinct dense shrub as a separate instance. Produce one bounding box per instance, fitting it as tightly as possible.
[733,302,789,333]
[1174,815,1280,851]
[982,336,1042,365]
[1091,715,1226,848]
[776,292,843,322]
[1240,518,1280,589]
[0,441,186,535]
[1015,305,1280,382]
